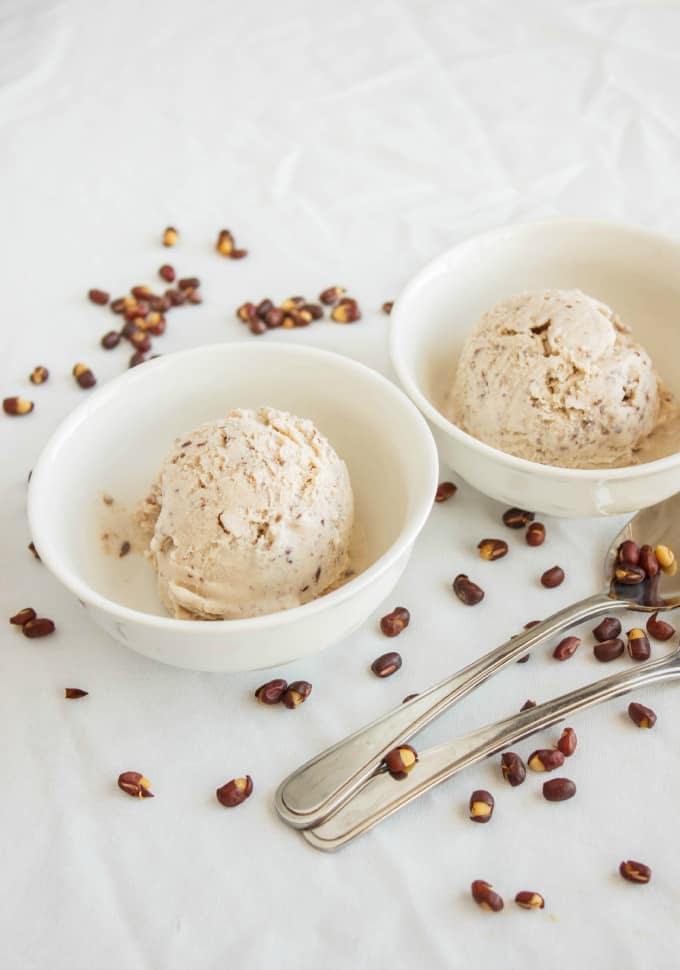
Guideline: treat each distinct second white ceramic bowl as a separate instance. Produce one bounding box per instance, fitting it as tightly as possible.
[28,343,438,672]
[390,220,680,517]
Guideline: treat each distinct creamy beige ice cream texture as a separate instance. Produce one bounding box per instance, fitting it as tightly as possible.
[139,407,354,619]
[444,289,678,469]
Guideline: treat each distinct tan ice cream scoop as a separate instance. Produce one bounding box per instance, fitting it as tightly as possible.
[445,289,673,469]
[140,407,354,620]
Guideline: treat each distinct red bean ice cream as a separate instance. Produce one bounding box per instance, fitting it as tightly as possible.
[139,408,354,619]
[445,289,679,468]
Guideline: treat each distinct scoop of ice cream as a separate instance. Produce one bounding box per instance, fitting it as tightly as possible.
[444,289,663,469]
[143,407,354,619]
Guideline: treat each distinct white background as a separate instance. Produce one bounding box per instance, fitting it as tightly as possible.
[2,1,680,968]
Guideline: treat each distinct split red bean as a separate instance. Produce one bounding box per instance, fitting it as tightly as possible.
[453,574,484,605]
[470,880,503,912]
[628,701,656,728]
[380,607,410,638]
[646,613,674,641]
[371,652,402,678]
[553,636,580,661]
[557,727,577,757]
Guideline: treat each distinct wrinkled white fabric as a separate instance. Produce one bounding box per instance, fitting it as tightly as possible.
[2,2,680,968]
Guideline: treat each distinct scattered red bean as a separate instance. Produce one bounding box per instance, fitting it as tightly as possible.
[471,880,503,912]
[515,891,545,910]
[10,607,36,626]
[118,771,154,798]
[303,303,324,320]
[331,298,361,324]
[542,777,576,801]
[371,651,402,678]
[216,229,247,259]
[628,701,656,728]
[384,744,418,779]
[614,564,646,585]
[159,264,175,283]
[627,628,651,662]
[72,363,96,389]
[216,775,253,807]
[528,749,565,772]
[553,636,580,661]
[646,613,674,641]
[593,617,621,642]
[593,638,625,662]
[477,538,509,561]
[526,522,546,546]
[22,617,55,639]
[215,229,234,257]
[502,508,534,529]
[435,482,457,503]
[557,727,577,757]
[380,607,410,637]
[3,397,34,416]
[469,789,494,823]
[178,277,200,291]
[541,566,565,588]
[639,544,659,577]
[29,366,49,385]
[165,288,185,306]
[130,331,151,352]
[453,574,484,605]
[618,540,640,565]
[619,860,651,884]
[281,681,312,708]
[264,307,285,328]
[500,752,526,787]
[319,286,345,305]
[255,678,288,705]
[101,330,121,350]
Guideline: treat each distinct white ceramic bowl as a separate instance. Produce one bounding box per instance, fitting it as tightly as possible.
[390,220,680,517]
[28,343,438,672]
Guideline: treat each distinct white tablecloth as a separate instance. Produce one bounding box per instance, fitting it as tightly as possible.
[2,2,680,967]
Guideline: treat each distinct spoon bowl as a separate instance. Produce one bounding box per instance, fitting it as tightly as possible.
[607,491,680,609]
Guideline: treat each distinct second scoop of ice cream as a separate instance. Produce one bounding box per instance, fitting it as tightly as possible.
[444,289,669,469]
[142,407,354,619]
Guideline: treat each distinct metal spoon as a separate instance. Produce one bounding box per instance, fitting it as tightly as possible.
[302,643,679,851]
[276,492,680,831]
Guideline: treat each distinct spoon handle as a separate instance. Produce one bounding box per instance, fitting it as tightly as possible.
[302,651,680,851]
[276,591,616,829]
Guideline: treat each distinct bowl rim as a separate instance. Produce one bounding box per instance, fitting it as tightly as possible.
[28,341,439,632]
[389,217,680,481]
